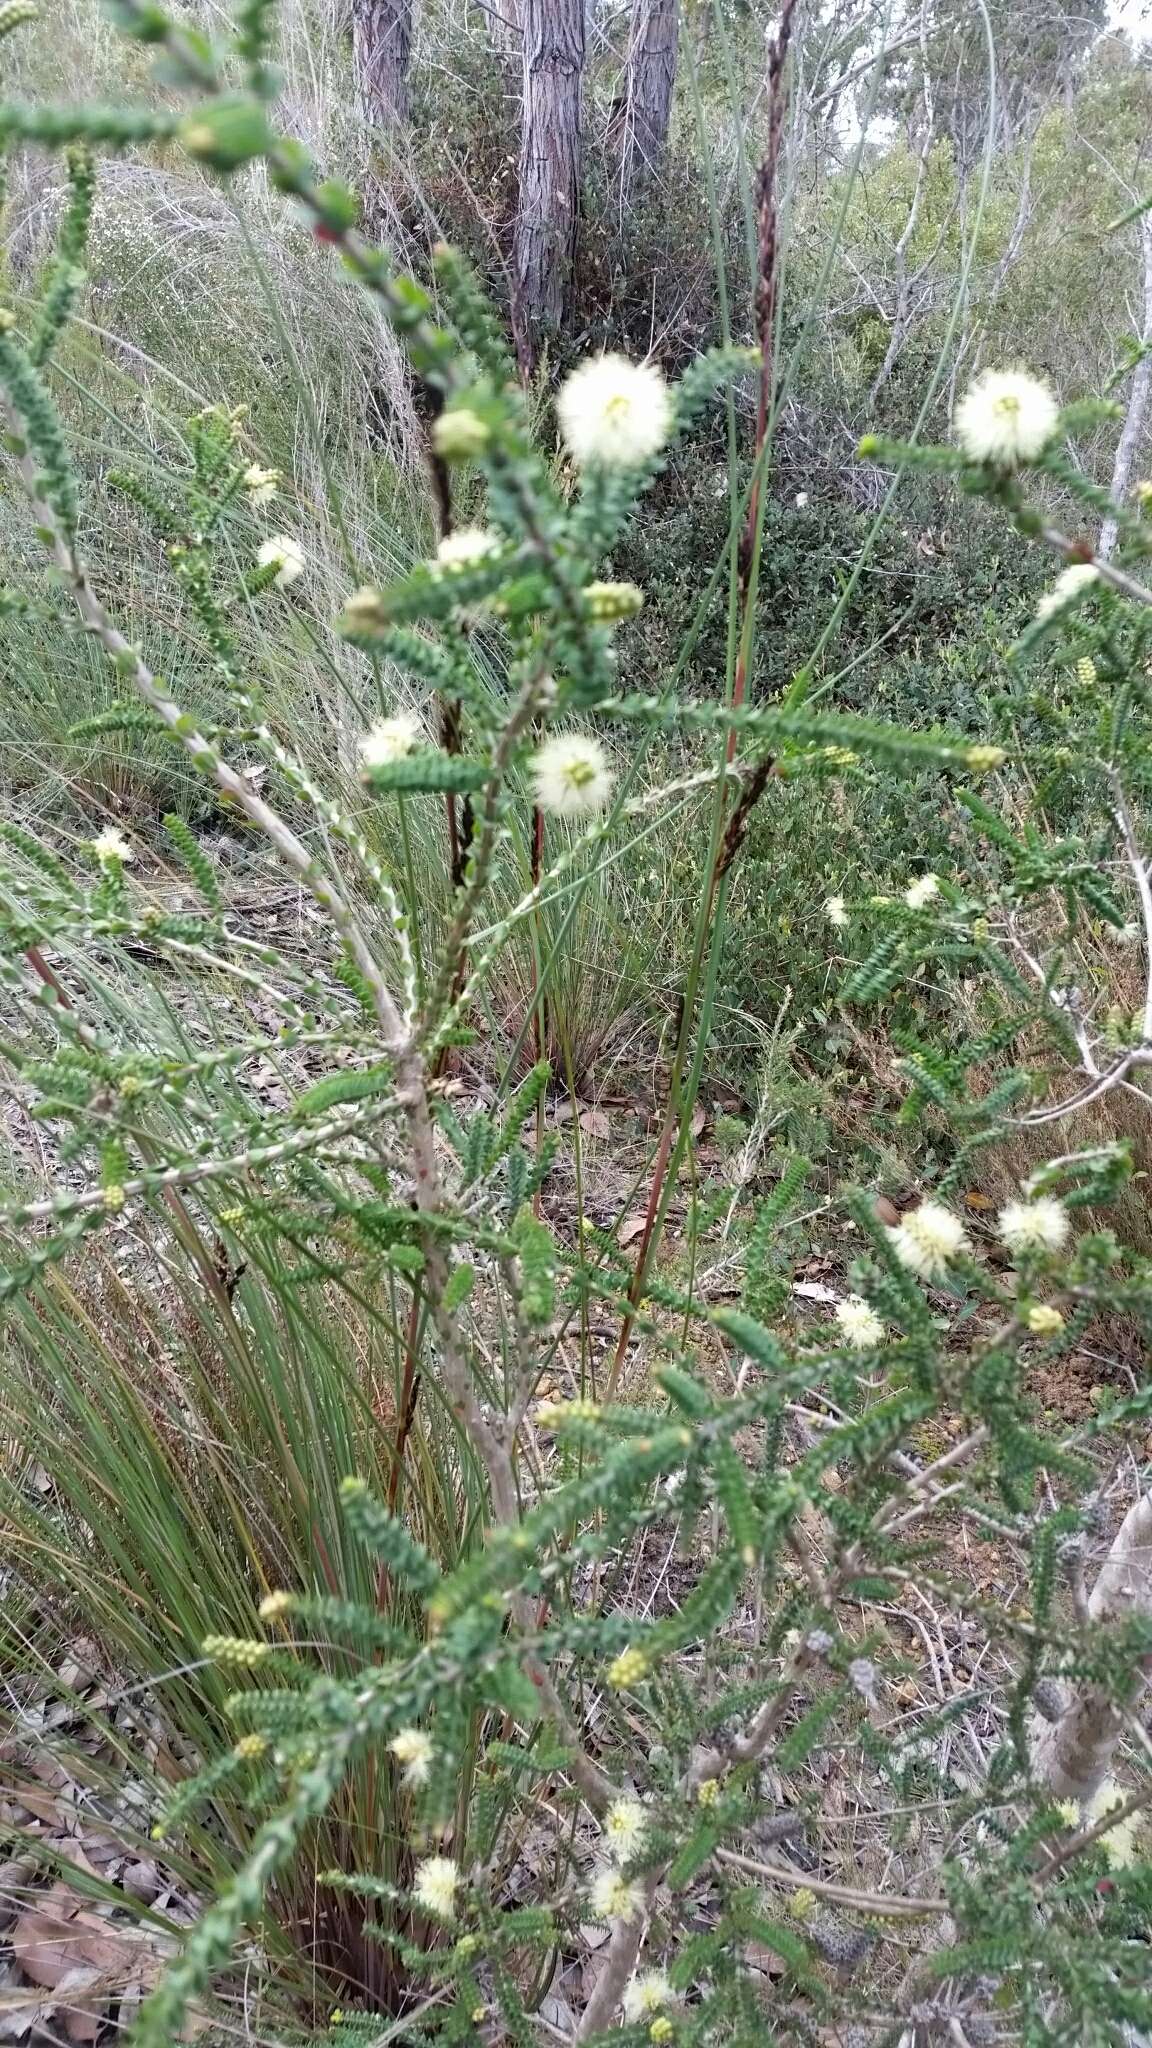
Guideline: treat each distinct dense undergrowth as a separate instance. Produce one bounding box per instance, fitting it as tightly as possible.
[3,2,1152,2045]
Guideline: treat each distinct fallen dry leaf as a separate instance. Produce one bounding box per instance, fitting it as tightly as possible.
[579,1107,610,1140]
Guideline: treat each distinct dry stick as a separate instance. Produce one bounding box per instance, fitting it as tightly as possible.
[604,0,797,1403]
[715,1845,948,1918]
[1011,766,1152,1125]
[1030,1486,1152,1802]
[575,1873,658,2041]
[1038,520,1152,608]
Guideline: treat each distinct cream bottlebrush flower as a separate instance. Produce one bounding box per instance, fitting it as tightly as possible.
[998,1196,1070,1255]
[360,714,422,769]
[91,827,135,863]
[389,1727,434,1787]
[604,1796,648,1864]
[1035,563,1099,624]
[530,733,614,817]
[904,873,939,910]
[1027,1303,1065,1335]
[557,353,673,469]
[242,463,279,506]
[434,525,500,570]
[1088,1779,1143,1869]
[622,1970,673,2023]
[588,1867,646,1921]
[825,895,848,929]
[257,535,306,588]
[889,1200,970,1279]
[953,369,1059,465]
[834,1295,885,1350]
[412,1854,459,1919]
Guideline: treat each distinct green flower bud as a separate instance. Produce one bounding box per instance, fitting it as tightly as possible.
[181,97,274,174]
[311,178,359,234]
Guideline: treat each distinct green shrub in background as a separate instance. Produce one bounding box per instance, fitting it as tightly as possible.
[3,5,1152,2047]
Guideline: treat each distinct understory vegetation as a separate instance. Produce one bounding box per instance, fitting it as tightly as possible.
[4,2,1152,2044]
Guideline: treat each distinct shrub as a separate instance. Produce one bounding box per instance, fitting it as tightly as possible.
[2,8,1152,2047]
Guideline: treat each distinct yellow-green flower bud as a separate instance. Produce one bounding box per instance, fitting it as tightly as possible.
[432,409,491,462]
[202,1635,271,1665]
[338,586,390,638]
[965,745,1006,772]
[1026,1303,1064,1336]
[607,1645,649,1688]
[583,580,645,622]
[0,2,39,39]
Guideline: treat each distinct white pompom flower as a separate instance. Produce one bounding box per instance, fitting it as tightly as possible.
[622,1970,674,2023]
[435,525,500,571]
[834,1296,885,1351]
[825,895,848,930]
[889,1200,969,1280]
[588,1867,646,1922]
[1034,563,1099,624]
[998,1197,1070,1256]
[91,827,135,864]
[530,733,614,817]
[412,1854,459,1919]
[361,714,422,769]
[953,369,1059,466]
[604,1796,648,1864]
[388,1727,434,1787]
[242,463,279,506]
[904,873,939,910]
[557,353,673,470]
[257,534,306,588]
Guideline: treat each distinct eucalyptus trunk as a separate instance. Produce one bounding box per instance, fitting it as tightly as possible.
[1100,211,1152,561]
[512,0,585,375]
[352,0,413,130]
[487,0,520,58]
[619,0,679,201]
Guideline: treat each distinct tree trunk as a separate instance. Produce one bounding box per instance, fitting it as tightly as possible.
[1100,209,1152,561]
[1031,1489,1152,1803]
[351,0,413,130]
[487,0,520,59]
[511,0,585,377]
[619,0,679,202]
